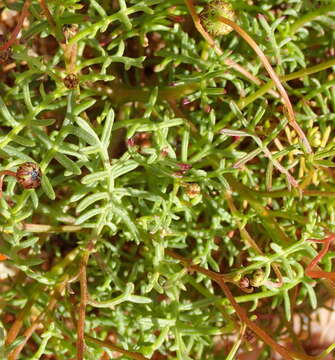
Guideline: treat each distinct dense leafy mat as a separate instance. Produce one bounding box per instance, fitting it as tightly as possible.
[0,0,335,359]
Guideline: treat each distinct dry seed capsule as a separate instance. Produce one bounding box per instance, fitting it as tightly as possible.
[63,73,79,89]
[16,162,42,189]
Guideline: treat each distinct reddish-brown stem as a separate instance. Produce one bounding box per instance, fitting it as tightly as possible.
[0,0,31,52]
[5,296,36,346]
[8,281,70,360]
[76,251,89,360]
[166,250,318,360]
[225,192,283,287]
[305,233,335,281]
[218,16,311,153]
[0,170,17,199]
[77,240,95,360]
[183,0,272,90]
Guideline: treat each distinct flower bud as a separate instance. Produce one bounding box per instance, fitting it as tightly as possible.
[250,269,265,287]
[16,162,42,189]
[200,1,236,37]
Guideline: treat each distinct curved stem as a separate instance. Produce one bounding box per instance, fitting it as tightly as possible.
[166,250,317,360]
[0,170,17,199]
[8,280,68,360]
[290,4,335,35]
[225,192,283,287]
[218,16,311,153]
[184,0,271,90]
[306,233,335,281]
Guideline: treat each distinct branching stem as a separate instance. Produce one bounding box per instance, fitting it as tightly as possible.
[166,250,317,360]
[218,16,311,153]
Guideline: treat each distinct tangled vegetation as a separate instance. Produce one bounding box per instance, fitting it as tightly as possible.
[0,0,335,359]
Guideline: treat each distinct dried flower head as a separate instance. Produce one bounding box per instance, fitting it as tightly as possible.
[63,73,79,89]
[200,0,236,37]
[16,162,42,189]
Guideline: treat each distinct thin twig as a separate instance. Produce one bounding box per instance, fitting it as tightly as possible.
[0,0,31,52]
[166,250,316,360]
[306,233,335,281]
[86,335,150,360]
[8,281,67,360]
[225,191,283,288]
[5,248,80,348]
[0,170,17,199]
[184,0,270,89]
[76,240,95,360]
[218,16,311,153]
[76,252,89,359]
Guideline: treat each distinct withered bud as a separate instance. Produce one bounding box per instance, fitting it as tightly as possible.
[16,162,42,189]
[63,73,79,89]
[177,163,192,171]
[126,138,136,147]
[63,24,79,42]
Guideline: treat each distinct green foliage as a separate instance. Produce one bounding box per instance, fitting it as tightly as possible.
[0,0,335,359]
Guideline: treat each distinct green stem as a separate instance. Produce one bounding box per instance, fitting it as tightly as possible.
[86,335,149,360]
[183,0,266,88]
[290,4,335,35]
[214,58,335,131]
[224,174,291,246]
[218,16,311,153]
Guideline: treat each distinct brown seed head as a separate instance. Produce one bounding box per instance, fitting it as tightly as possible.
[16,162,42,189]
[63,73,79,89]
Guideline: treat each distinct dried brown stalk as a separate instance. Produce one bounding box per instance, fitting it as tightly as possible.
[217,16,311,153]
[184,0,265,88]
[306,233,335,281]
[166,249,319,360]
[0,0,31,52]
